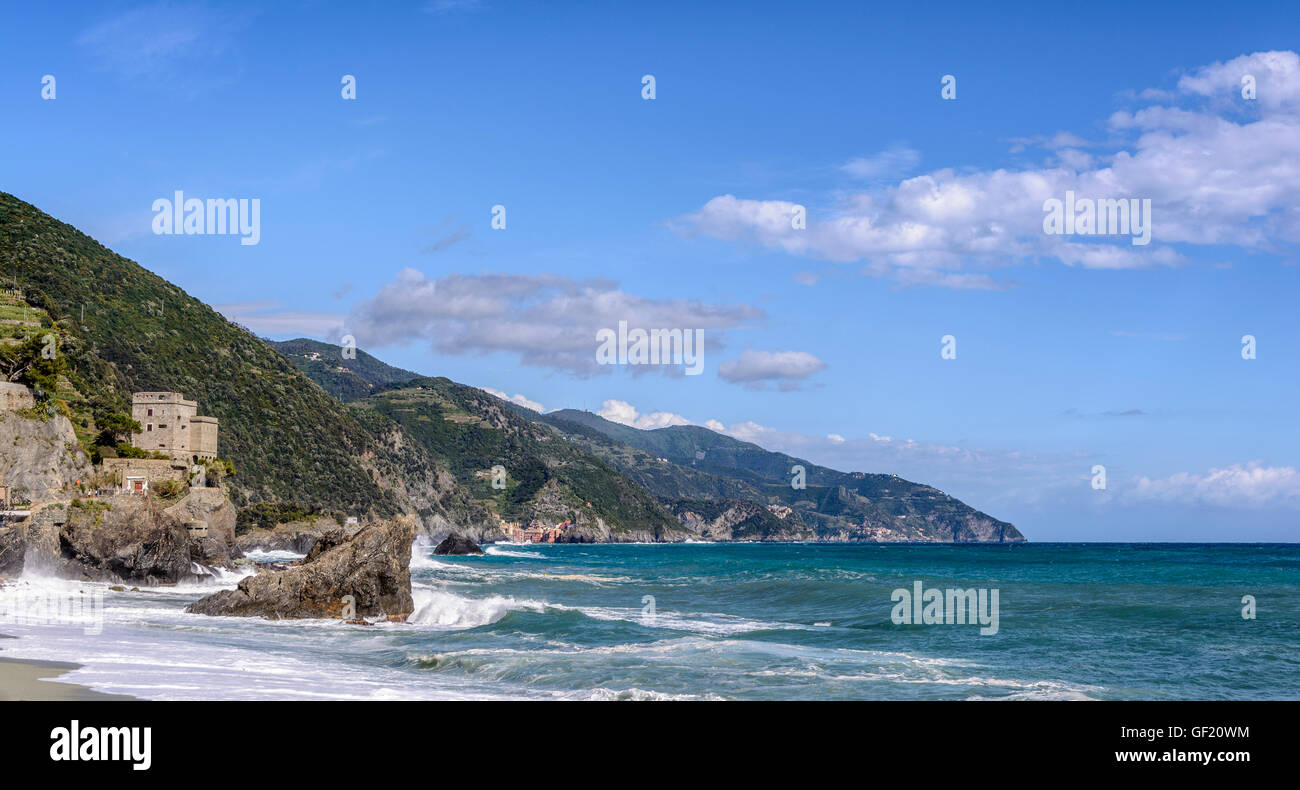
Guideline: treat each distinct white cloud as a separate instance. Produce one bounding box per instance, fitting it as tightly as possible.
[674,51,1300,287]
[482,387,544,412]
[215,301,344,339]
[1007,131,1093,154]
[1177,50,1300,111]
[719,420,772,444]
[597,399,692,430]
[717,349,827,389]
[348,269,762,376]
[1130,462,1300,508]
[841,146,921,180]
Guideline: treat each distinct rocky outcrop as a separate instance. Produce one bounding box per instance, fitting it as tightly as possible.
[669,498,815,542]
[0,523,25,576]
[433,532,482,555]
[510,478,686,544]
[0,382,36,411]
[186,516,415,620]
[0,410,91,502]
[4,513,61,575]
[0,489,243,584]
[55,502,193,584]
[302,523,363,561]
[166,487,241,566]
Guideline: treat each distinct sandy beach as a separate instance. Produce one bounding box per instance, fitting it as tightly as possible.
[0,640,135,701]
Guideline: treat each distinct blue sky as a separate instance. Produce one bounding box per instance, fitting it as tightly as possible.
[2,0,1298,540]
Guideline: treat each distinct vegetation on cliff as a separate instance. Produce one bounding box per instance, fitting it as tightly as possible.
[268,338,421,402]
[0,191,408,516]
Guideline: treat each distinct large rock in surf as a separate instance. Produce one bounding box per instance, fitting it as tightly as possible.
[434,532,483,555]
[186,516,415,620]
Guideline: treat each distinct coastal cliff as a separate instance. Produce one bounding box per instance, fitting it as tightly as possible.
[0,410,90,502]
[0,483,243,584]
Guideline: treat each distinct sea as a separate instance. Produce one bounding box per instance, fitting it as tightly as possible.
[1,541,1296,700]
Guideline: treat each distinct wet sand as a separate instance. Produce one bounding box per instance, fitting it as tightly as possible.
[0,644,136,700]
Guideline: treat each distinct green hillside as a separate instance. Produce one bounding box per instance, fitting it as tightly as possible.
[269,337,421,402]
[355,378,682,539]
[0,191,411,515]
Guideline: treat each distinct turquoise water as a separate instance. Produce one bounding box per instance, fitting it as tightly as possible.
[398,541,1300,700]
[3,542,1297,699]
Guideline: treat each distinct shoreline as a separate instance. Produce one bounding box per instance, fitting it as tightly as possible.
[0,637,137,701]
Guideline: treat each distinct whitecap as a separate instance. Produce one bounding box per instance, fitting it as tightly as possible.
[406,588,548,629]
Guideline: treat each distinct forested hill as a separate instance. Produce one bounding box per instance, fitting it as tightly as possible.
[0,191,413,515]
[269,338,421,402]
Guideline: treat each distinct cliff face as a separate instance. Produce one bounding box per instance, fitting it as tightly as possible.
[0,410,91,502]
[669,498,815,542]
[56,503,193,584]
[0,488,242,583]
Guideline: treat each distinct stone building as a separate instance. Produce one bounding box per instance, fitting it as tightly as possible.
[130,392,219,463]
[101,457,186,494]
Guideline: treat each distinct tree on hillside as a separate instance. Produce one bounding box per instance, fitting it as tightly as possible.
[0,332,66,394]
[95,413,142,446]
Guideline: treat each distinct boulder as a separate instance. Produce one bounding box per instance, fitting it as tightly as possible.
[186,516,415,620]
[434,532,483,555]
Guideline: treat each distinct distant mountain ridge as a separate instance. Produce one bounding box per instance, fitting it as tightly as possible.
[269,335,1023,543]
[353,377,684,542]
[525,408,1024,543]
[269,338,421,402]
